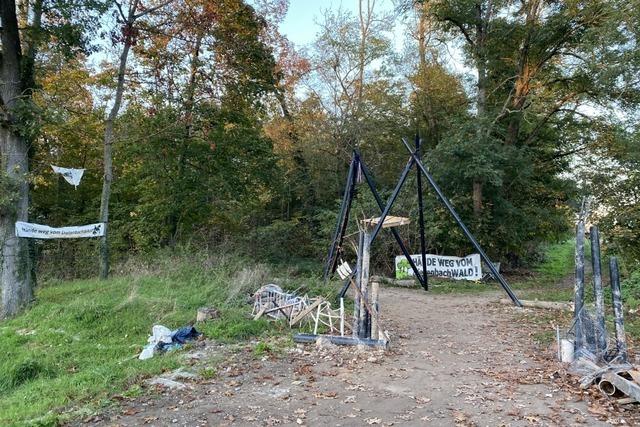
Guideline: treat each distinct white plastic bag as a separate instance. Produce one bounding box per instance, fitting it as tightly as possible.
[139,324,173,360]
[150,325,173,344]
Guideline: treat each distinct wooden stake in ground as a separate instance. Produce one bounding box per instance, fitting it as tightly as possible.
[353,231,364,337]
[340,298,345,337]
[370,280,380,340]
[574,202,587,353]
[359,227,371,338]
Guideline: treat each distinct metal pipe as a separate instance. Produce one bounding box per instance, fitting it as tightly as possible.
[415,136,428,290]
[590,226,607,353]
[598,378,617,397]
[369,156,415,244]
[323,154,357,281]
[338,273,353,299]
[359,158,426,288]
[293,333,388,348]
[574,215,586,352]
[400,138,522,307]
[610,256,628,361]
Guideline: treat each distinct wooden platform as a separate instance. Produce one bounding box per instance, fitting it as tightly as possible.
[361,215,410,229]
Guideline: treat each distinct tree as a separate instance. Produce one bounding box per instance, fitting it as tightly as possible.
[394,0,640,263]
[99,0,281,251]
[0,1,35,317]
[1,0,104,316]
[99,0,172,278]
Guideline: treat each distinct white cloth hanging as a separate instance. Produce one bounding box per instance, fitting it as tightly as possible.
[51,165,85,188]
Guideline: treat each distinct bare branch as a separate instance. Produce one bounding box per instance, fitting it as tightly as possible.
[134,0,174,19]
[523,92,581,145]
[442,16,475,47]
[114,0,128,22]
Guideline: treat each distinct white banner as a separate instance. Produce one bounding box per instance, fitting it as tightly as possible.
[15,221,105,239]
[51,165,85,188]
[395,253,482,281]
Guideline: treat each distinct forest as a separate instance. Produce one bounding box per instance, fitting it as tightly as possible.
[0,0,639,315]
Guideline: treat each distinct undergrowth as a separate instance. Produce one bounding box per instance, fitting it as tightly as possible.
[0,251,330,426]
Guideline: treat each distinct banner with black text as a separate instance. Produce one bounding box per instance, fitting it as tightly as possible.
[395,253,482,281]
[15,222,105,239]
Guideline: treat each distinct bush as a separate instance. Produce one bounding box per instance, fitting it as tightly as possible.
[622,268,640,309]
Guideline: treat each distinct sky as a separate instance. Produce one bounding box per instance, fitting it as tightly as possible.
[279,0,397,47]
[277,0,469,76]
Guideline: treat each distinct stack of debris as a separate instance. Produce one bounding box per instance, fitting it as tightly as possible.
[252,284,352,336]
[564,202,638,403]
[252,284,309,321]
[295,217,393,348]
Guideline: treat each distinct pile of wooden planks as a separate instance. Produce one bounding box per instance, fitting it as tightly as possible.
[252,285,351,336]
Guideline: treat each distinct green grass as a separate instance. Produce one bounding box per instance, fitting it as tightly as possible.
[0,253,328,426]
[423,239,579,301]
[422,239,580,298]
[533,238,577,281]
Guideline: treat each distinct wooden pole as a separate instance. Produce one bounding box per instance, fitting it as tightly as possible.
[314,303,321,334]
[353,231,364,337]
[359,228,371,339]
[340,297,345,337]
[370,280,380,340]
[415,136,428,290]
[574,210,586,353]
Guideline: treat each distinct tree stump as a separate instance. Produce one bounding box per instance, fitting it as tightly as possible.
[196,307,219,322]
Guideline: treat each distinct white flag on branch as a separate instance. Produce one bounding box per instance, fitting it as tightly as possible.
[15,221,105,239]
[51,165,85,188]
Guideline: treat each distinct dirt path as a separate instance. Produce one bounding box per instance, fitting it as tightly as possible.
[85,287,637,426]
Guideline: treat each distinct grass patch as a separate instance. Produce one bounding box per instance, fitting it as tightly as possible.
[428,278,494,294]
[534,238,576,282]
[0,253,324,426]
[253,341,274,357]
[531,330,556,346]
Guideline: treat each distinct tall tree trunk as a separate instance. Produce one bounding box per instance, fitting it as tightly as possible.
[169,36,202,247]
[472,181,483,216]
[356,0,372,103]
[0,130,33,318]
[99,1,138,279]
[415,3,438,143]
[0,0,34,317]
[474,59,487,216]
[473,2,488,217]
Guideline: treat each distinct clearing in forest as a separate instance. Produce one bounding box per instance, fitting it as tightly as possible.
[88,286,639,426]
